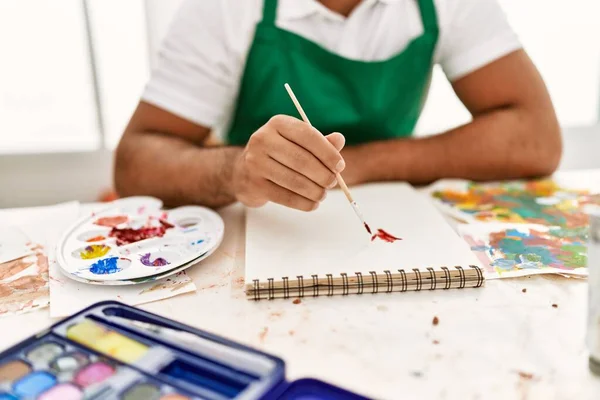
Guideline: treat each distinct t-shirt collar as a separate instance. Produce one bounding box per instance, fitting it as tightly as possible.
[279,0,404,21]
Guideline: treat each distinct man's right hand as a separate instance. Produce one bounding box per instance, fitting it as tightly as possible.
[231,115,346,211]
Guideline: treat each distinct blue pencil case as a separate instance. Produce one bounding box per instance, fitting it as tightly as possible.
[0,301,369,400]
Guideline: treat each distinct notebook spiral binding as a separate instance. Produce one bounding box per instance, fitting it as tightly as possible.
[249,265,484,301]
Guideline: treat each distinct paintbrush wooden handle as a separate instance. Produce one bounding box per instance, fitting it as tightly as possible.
[335,173,353,203]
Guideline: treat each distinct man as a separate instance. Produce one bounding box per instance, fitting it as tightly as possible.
[115,0,561,211]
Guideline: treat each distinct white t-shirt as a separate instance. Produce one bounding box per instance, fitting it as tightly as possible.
[142,0,521,134]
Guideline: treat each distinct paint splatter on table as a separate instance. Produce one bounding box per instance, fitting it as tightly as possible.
[432,179,600,228]
[459,223,589,279]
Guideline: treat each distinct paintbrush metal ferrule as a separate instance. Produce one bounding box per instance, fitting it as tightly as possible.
[350,201,364,222]
[351,201,373,234]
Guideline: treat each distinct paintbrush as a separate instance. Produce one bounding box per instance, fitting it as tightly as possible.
[284,83,372,235]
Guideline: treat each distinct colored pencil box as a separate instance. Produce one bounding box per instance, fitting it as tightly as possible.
[0,301,369,400]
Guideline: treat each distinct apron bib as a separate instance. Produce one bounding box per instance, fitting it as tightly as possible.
[227,0,438,146]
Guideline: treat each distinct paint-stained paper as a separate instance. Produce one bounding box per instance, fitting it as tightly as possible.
[0,202,81,317]
[0,230,49,316]
[428,179,600,228]
[458,223,589,279]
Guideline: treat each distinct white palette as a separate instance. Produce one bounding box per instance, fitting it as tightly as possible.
[56,197,224,285]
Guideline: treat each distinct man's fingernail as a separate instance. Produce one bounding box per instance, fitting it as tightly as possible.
[327,179,337,189]
[320,191,327,202]
[335,160,345,172]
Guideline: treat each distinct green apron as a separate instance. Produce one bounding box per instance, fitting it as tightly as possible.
[227,0,438,146]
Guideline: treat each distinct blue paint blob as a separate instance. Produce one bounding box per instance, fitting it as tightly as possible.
[0,393,18,400]
[505,229,529,238]
[492,259,516,270]
[13,371,57,398]
[89,256,120,275]
[519,261,540,269]
[191,239,204,246]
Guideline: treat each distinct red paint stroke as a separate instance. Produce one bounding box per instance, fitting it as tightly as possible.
[364,223,372,235]
[371,229,402,243]
[95,215,128,227]
[109,220,174,246]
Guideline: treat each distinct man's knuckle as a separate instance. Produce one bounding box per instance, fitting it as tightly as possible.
[269,114,288,126]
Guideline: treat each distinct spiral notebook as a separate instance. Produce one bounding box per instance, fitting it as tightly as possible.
[245,183,484,300]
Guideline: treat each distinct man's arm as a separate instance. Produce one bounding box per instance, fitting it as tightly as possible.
[115,102,241,208]
[340,50,563,186]
[115,103,345,210]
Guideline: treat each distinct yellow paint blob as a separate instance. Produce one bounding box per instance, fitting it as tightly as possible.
[79,245,110,260]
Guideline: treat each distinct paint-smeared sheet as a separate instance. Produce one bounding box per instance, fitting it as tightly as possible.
[0,231,49,316]
[428,179,600,228]
[0,203,81,317]
[458,223,588,279]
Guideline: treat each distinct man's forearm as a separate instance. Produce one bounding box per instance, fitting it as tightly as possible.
[115,131,242,208]
[344,105,562,185]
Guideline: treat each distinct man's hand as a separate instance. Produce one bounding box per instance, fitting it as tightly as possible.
[232,115,346,211]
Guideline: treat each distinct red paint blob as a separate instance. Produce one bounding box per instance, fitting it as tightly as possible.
[371,229,402,243]
[94,215,128,227]
[109,220,174,246]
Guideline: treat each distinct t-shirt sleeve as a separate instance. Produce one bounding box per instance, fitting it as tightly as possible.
[436,0,523,81]
[141,0,241,128]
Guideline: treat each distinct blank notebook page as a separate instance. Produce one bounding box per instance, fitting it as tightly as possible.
[245,183,480,282]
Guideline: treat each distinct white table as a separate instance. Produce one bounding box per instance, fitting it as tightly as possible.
[2,171,600,400]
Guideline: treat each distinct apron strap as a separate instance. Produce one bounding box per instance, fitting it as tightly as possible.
[417,0,439,33]
[262,0,278,26]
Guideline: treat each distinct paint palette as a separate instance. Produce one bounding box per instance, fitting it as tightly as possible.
[56,197,224,284]
[0,301,368,400]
